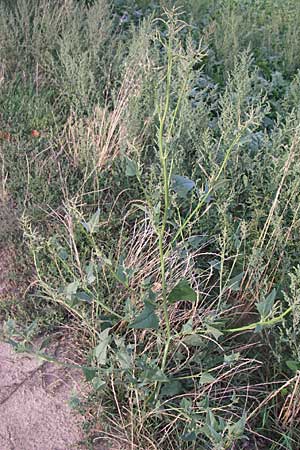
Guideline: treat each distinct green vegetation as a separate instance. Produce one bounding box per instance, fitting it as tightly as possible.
[1,0,300,448]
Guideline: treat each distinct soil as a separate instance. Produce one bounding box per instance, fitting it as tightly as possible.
[0,339,85,450]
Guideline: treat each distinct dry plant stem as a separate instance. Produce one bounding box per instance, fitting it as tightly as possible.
[247,373,300,421]
[242,131,300,297]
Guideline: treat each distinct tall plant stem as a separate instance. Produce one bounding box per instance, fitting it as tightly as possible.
[157,38,173,372]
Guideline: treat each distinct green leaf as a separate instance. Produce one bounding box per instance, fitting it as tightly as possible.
[125,157,138,177]
[181,431,197,441]
[206,324,223,340]
[199,372,216,384]
[229,414,246,439]
[161,380,183,397]
[82,367,97,381]
[88,208,100,233]
[129,302,159,329]
[183,334,204,347]
[224,352,240,364]
[69,394,81,409]
[207,410,218,429]
[256,288,276,319]
[92,377,106,390]
[64,280,79,300]
[85,263,96,285]
[115,264,128,285]
[286,360,300,372]
[226,272,244,291]
[76,291,92,302]
[115,348,131,370]
[142,367,168,382]
[181,318,193,333]
[168,279,197,304]
[58,247,68,260]
[180,397,192,410]
[93,328,111,365]
[187,235,206,249]
[82,209,100,234]
[172,175,195,198]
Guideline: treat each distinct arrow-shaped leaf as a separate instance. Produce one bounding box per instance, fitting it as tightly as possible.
[128,302,159,329]
[94,328,111,365]
[168,279,197,304]
[81,208,100,234]
[172,175,195,198]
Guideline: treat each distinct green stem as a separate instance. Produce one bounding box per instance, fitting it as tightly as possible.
[225,305,293,333]
[157,39,173,369]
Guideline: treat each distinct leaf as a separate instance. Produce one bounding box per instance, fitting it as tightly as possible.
[115,348,132,370]
[93,328,111,365]
[115,264,128,285]
[229,414,246,439]
[206,410,220,434]
[86,208,100,234]
[199,372,216,384]
[125,157,138,177]
[142,367,168,382]
[286,360,300,372]
[85,263,96,285]
[187,235,206,249]
[76,291,92,303]
[256,288,276,319]
[58,247,68,260]
[128,302,159,329]
[254,323,263,333]
[183,334,204,347]
[181,318,193,333]
[172,175,195,198]
[168,279,197,304]
[181,431,197,441]
[161,380,183,396]
[64,280,79,300]
[69,394,81,409]
[206,324,223,340]
[92,377,106,390]
[82,367,97,381]
[180,398,192,410]
[224,352,240,364]
[226,272,244,291]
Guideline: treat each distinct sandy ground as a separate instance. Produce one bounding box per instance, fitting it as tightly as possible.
[0,339,85,450]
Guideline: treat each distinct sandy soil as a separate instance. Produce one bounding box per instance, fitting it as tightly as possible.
[0,339,85,450]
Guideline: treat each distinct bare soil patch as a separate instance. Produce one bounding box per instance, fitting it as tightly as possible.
[0,339,85,450]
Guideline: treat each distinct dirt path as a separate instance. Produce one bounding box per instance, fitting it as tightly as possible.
[0,339,85,450]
